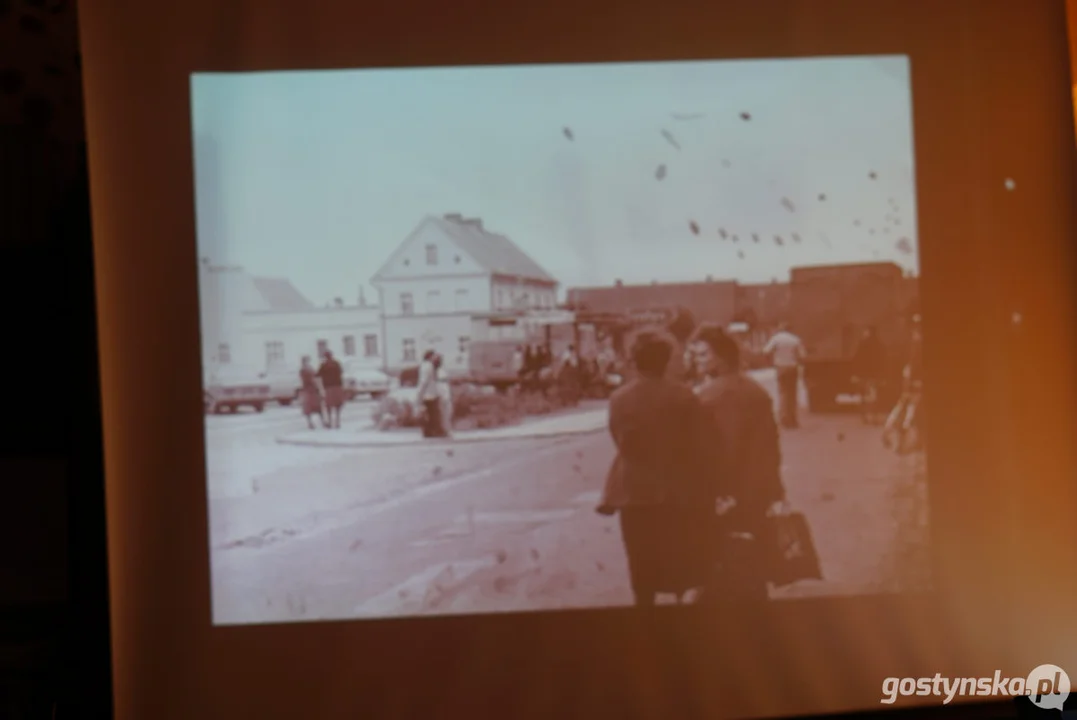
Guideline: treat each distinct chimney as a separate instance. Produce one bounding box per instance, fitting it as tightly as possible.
[461,216,484,231]
[705,274,713,283]
[358,286,367,307]
[614,279,623,287]
[444,213,463,221]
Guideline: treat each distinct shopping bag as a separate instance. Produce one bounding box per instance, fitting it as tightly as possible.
[766,509,823,588]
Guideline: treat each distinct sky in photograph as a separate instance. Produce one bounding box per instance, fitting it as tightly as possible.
[191,55,918,307]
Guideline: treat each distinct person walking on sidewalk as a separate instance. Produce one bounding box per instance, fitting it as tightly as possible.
[317,351,345,429]
[764,322,806,429]
[882,318,924,454]
[596,332,712,607]
[298,355,325,430]
[417,350,445,438]
[852,326,887,425]
[434,353,453,438]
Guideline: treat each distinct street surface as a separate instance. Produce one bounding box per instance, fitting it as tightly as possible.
[204,374,930,625]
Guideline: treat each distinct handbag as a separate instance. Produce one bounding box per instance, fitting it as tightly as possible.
[765,505,823,588]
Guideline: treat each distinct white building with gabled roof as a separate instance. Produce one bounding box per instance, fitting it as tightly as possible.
[371,213,560,374]
[198,261,382,377]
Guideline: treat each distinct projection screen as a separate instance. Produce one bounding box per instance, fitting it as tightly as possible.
[80,1,1077,718]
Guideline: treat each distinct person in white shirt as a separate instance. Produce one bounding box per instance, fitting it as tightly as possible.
[417,350,444,438]
[764,323,806,429]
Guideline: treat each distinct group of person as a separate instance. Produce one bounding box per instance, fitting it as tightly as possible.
[597,324,787,606]
[762,319,925,453]
[512,342,622,401]
[417,350,453,438]
[298,351,346,430]
[849,320,925,454]
[596,314,926,605]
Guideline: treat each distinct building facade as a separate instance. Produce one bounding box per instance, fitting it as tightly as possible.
[371,213,559,374]
[565,279,739,328]
[197,262,383,376]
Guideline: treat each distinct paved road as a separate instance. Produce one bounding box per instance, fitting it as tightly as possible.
[205,375,930,624]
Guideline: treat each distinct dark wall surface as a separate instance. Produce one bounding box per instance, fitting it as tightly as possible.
[0,1,112,717]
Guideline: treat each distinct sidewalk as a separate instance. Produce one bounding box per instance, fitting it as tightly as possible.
[277,401,610,448]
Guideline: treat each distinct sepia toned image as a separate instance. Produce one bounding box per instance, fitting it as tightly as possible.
[192,56,930,625]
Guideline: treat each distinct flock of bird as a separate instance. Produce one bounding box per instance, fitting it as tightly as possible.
[560,109,915,264]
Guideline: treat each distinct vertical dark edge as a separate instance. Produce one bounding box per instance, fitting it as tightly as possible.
[56,139,113,719]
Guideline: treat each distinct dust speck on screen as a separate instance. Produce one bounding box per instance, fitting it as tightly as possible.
[189,55,931,626]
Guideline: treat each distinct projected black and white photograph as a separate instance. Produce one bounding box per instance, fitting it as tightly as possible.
[192,56,930,625]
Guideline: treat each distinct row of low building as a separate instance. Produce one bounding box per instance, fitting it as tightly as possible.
[199,212,559,378]
[200,211,919,379]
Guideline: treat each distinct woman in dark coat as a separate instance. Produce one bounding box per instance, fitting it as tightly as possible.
[687,324,786,601]
[597,332,713,606]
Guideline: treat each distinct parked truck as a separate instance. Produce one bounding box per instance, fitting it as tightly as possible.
[788,262,917,413]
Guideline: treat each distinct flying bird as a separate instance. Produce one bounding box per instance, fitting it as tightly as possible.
[661,129,681,151]
[895,237,914,254]
[854,220,862,227]
[791,233,802,243]
[689,220,700,235]
[774,235,784,246]
[718,228,728,239]
[655,164,667,180]
[740,111,751,121]
[562,127,575,141]
[737,250,745,259]
[721,159,731,168]
[751,233,760,243]
[869,171,878,180]
[781,197,796,213]
[819,233,832,248]
[818,193,827,201]
[731,235,739,243]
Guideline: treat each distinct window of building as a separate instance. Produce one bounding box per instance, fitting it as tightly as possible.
[402,338,416,363]
[364,334,379,357]
[455,288,469,311]
[400,292,414,315]
[426,290,441,313]
[458,336,470,354]
[343,335,356,357]
[265,341,284,365]
[425,244,438,266]
[316,339,328,359]
[217,343,231,364]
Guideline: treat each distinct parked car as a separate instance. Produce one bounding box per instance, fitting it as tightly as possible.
[259,367,300,406]
[343,364,390,400]
[204,366,273,414]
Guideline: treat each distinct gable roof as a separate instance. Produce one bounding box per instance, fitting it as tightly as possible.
[250,277,315,312]
[431,215,556,284]
[372,214,557,285]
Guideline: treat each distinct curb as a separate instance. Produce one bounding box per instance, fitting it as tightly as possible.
[275,425,606,449]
